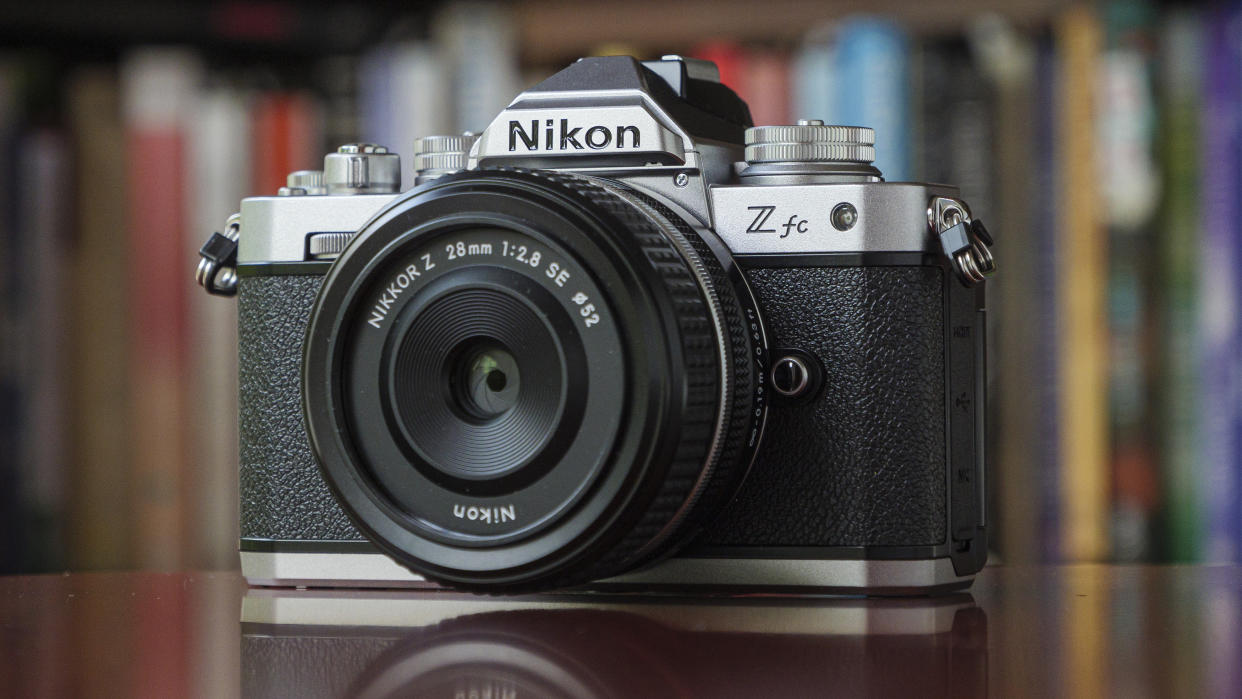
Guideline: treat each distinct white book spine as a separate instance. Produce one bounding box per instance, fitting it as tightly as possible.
[188,86,249,569]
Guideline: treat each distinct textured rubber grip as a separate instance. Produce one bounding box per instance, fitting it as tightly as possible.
[699,264,948,548]
[238,273,363,542]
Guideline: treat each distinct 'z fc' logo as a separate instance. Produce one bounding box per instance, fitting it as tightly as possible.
[746,205,777,233]
[746,205,810,238]
[509,119,641,152]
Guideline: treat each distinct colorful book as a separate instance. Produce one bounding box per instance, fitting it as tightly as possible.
[188,83,249,569]
[0,57,71,573]
[1031,38,1063,563]
[832,18,911,181]
[691,40,746,99]
[318,55,362,151]
[916,39,993,219]
[249,91,321,196]
[359,42,450,191]
[789,18,910,180]
[739,48,791,127]
[792,25,836,124]
[14,124,70,573]
[434,0,522,133]
[1198,6,1242,564]
[1056,7,1110,562]
[695,42,792,127]
[65,66,134,570]
[1100,0,1160,563]
[969,16,1039,563]
[1155,11,1204,565]
[120,48,201,570]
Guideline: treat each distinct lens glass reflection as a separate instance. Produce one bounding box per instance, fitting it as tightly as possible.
[450,341,521,421]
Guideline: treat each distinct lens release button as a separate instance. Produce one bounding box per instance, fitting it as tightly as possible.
[772,355,810,398]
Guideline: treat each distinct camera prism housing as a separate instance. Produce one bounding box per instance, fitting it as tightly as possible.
[212,55,993,595]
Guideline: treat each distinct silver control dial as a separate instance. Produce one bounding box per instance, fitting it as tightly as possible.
[414,132,479,185]
[306,232,355,260]
[745,120,876,165]
[277,169,325,196]
[324,143,400,195]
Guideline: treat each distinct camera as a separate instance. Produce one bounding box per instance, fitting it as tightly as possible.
[197,55,994,594]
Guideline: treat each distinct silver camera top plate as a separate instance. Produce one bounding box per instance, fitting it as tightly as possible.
[709,182,958,256]
[238,193,397,265]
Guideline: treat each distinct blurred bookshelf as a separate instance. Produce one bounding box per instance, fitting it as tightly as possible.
[0,0,1236,575]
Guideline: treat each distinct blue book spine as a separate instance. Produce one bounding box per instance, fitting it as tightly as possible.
[358,47,396,171]
[1199,8,1241,563]
[791,28,836,123]
[831,18,911,181]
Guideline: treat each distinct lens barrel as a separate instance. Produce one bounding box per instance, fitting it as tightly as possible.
[303,169,765,592]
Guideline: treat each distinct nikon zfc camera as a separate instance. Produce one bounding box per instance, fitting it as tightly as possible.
[197,55,994,594]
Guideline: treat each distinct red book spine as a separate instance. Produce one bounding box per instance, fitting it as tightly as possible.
[121,48,198,698]
[692,40,746,99]
[122,51,202,572]
[251,92,321,196]
[741,49,791,127]
[126,129,189,566]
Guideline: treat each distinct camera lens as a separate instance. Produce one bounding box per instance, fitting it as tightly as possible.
[304,170,767,592]
[384,278,579,491]
[451,342,518,419]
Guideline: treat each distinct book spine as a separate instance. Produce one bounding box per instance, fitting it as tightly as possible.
[358,47,395,164]
[1100,0,1161,562]
[1055,7,1110,562]
[318,55,362,150]
[188,85,249,569]
[692,40,746,98]
[359,43,450,190]
[970,19,1039,563]
[250,91,322,196]
[389,45,451,189]
[434,1,522,134]
[120,48,200,570]
[1157,11,1205,565]
[916,42,952,188]
[918,40,994,219]
[792,27,836,123]
[0,59,19,573]
[14,126,70,572]
[832,18,911,181]
[740,49,791,127]
[1198,6,1242,563]
[65,66,133,570]
[1034,40,1062,561]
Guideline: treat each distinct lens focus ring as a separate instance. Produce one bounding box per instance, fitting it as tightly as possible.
[523,171,728,588]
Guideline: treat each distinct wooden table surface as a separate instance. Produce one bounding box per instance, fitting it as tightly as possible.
[0,565,1238,698]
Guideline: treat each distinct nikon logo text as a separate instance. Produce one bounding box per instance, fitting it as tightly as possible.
[508,118,641,152]
[454,504,516,525]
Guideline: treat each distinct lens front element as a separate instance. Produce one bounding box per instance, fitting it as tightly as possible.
[451,341,519,420]
[385,275,577,491]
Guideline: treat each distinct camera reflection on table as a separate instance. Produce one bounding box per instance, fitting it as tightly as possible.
[240,589,987,698]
